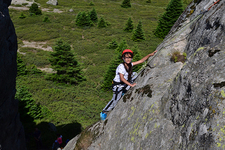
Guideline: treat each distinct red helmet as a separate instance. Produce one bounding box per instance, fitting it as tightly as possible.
[122,49,133,55]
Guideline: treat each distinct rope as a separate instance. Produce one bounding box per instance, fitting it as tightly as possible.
[135,0,221,78]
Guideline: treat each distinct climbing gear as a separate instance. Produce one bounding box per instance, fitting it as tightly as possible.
[122,49,133,55]
[112,81,127,96]
[100,112,107,120]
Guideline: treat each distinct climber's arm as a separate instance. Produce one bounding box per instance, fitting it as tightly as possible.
[132,50,157,66]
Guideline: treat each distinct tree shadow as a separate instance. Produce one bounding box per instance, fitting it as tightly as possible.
[23,120,82,150]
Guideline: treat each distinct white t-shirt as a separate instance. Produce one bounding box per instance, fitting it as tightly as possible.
[113,63,133,82]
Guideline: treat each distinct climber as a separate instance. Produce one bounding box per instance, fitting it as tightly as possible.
[100,49,157,120]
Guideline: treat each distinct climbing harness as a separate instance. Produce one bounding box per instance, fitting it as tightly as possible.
[135,0,221,78]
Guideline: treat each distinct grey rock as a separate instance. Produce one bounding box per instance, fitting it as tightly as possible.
[46,0,58,6]
[69,9,73,12]
[0,0,26,149]
[64,0,225,149]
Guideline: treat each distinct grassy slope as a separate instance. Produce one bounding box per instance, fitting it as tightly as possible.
[10,0,191,148]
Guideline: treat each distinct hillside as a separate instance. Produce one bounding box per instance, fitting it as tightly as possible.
[7,0,195,149]
[64,0,225,149]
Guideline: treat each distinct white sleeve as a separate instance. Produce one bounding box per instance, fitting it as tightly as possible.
[117,64,126,75]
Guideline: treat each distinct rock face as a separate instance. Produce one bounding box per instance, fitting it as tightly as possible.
[64,0,225,149]
[0,0,26,149]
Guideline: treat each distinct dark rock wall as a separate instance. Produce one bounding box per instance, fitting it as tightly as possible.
[0,0,26,149]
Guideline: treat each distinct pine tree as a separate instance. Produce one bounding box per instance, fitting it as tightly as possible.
[116,39,128,53]
[101,51,122,90]
[108,39,118,49]
[132,46,142,72]
[75,11,82,25]
[15,86,42,121]
[132,21,145,42]
[102,40,128,90]
[46,39,85,85]
[76,11,93,27]
[121,0,131,8]
[154,0,183,38]
[17,54,28,76]
[98,17,107,28]
[89,8,98,22]
[124,17,134,32]
[29,3,42,15]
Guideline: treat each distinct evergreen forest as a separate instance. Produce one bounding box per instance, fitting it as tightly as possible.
[9,0,191,148]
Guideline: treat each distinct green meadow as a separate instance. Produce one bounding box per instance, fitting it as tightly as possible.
[9,0,191,148]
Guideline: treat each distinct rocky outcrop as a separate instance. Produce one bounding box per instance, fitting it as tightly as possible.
[64,0,225,149]
[0,0,26,149]
[46,0,58,6]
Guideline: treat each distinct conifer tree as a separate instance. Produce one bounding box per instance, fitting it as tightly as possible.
[102,40,128,90]
[89,8,98,22]
[46,39,85,85]
[98,17,107,28]
[108,39,118,49]
[121,0,131,8]
[124,17,134,32]
[132,21,145,41]
[76,11,93,27]
[17,54,28,76]
[15,86,42,121]
[75,11,82,25]
[132,46,142,72]
[154,0,183,38]
[116,39,128,53]
[29,3,42,15]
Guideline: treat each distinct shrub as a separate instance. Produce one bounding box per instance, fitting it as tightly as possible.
[43,16,50,22]
[27,64,43,75]
[124,17,134,32]
[29,3,42,16]
[183,52,187,59]
[89,1,94,6]
[171,51,186,63]
[132,21,145,42]
[19,12,26,19]
[121,0,131,8]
